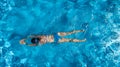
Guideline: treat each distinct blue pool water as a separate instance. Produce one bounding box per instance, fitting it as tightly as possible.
[0,0,120,67]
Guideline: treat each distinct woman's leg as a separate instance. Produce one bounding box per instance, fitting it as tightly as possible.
[58,30,84,36]
[58,38,86,43]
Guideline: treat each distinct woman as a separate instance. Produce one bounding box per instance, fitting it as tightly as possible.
[20,30,86,46]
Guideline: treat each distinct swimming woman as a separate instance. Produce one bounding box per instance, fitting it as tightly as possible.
[20,30,86,46]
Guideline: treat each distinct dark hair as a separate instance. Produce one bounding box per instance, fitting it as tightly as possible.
[31,38,40,44]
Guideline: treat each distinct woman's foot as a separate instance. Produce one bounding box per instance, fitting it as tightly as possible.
[73,30,85,33]
[70,38,86,42]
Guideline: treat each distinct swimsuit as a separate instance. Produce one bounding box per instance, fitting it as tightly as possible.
[53,33,61,43]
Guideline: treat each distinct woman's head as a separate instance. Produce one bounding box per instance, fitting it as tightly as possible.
[20,36,41,46]
[31,38,40,44]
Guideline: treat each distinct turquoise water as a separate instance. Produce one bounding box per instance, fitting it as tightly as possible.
[0,0,120,67]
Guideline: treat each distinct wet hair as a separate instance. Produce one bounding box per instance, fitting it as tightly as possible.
[31,38,40,44]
